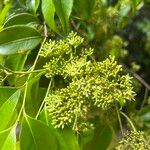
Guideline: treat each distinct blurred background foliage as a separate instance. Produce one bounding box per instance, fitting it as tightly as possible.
[0,0,150,149]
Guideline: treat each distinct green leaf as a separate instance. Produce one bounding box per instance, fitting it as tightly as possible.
[39,108,81,150]
[85,124,112,150]
[20,114,58,150]
[59,128,81,150]
[79,129,94,149]
[19,0,40,14]
[0,128,10,149]
[4,52,29,85]
[42,0,58,32]
[25,72,46,117]
[53,0,73,32]
[0,87,18,106]
[5,53,29,71]
[119,4,131,17]
[26,0,40,14]
[139,105,150,116]
[0,1,3,13]
[39,107,50,126]
[0,25,41,55]
[19,0,26,7]
[16,141,20,150]
[0,1,12,26]
[0,90,20,131]
[4,13,39,27]
[139,105,150,122]
[74,0,96,20]
[0,126,16,150]
[0,54,3,63]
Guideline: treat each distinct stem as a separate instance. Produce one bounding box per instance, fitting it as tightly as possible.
[0,60,46,78]
[73,113,78,131]
[140,88,148,109]
[120,111,137,132]
[16,82,28,122]
[35,78,53,119]
[116,105,124,134]
[70,19,80,34]
[13,69,46,75]
[16,37,47,122]
[44,22,48,38]
[31,39,47,72]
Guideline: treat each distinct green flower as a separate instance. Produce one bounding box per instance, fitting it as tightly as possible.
[66,31,84,48]
[46,78,94,132]
[43,57,65,78]
[40,32,88,79]
[46,56,135,132]
[116,131,150,150]
[40,31,84,58]
[40,40,70,58]
[42,32,135,132]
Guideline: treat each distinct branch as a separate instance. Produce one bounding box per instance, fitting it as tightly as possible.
[70,19,80,34]
[124,65,150,91]
[44,21,48,38]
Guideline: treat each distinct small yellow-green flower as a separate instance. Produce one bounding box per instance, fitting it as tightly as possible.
[41,32,135,132]
[116,131,150,150]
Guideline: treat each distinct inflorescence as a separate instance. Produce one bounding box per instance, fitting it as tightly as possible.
[40,32,135,133]
[116,131,150,150]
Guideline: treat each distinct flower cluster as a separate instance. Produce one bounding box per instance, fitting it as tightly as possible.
[40,32,85,79]
[116,131,150,150]
[40,32,84,58]
[46,81,94,132]
[40,32,135,132]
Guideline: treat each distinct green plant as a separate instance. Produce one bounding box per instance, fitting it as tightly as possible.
[116,131,150,150]
[0,0,149,150]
